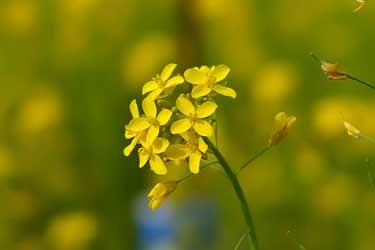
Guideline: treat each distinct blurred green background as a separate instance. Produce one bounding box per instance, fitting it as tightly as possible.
[1,0,375,249]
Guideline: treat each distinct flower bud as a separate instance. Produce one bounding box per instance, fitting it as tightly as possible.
[147,181,177,210]
[321,62,347,80]
[343,121,361,139]
[269,112,296,146]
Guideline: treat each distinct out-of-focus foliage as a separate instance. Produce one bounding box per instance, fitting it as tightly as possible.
[1,0,375,250]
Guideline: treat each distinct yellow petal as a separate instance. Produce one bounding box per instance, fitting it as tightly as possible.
[212,84,237,98]
[146,126,159,145]
[269,112,296,146]
[147,88,164,100]
[191,84,211,99]
[180,131,195,142]
[199,65,211,73]
[189,152,202,174]
[138,148,150,168]
[147,183,163,198]
[287,116,297,128]
[142,81,159,95]
[274,112,287,130]
[184,68,207,85]
[157,109,172,125]
[170,118,193,134]
[127,117,150,132]
[150,155,167,175]
[129,99,139,118]
[354,2,365,13]
[176,96,195,116]
[211,64,230,82]
[148,199,162,210]
[164,144,190,160]
[125,128,137,139]
[152,138,170,154]
[124,136,138,156]
[165,75,184,88]
[196,101,218,118]
[142,98,157,118]
[343,121,361,139]
[198,137,208,153]
[160,63,177,81]
[193,119,213,136]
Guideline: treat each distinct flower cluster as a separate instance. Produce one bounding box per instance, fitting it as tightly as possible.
[124,63,236,175]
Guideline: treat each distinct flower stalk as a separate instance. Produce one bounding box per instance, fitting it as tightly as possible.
[237,145,272,174]
[203,137,259,250]
[365,159,375,191]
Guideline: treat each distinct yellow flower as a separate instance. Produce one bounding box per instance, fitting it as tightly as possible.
[125,98,172,148]
[142,63,184,99]
[148,181,177,210]
[165,131,208,174]
[343,121,361,139]
[124,99,145,156]
[138,137,170,175]
[269,112,296,146]
[354,0,366,13]
[170,96,217,136]
[184,65,237,98]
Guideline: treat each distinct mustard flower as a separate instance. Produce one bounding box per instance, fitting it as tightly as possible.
[184,65,237,99]
[343,121,361,139]
[148,181,177,210]
[354,0,366,13]
[180,131,208,173]
[138,137,170,175]
[170,96,217,136]
[269,112,296,146]
[124,100,146,156]
[165,131,208,174]
[126,97,172,146]
[142,63,184,99]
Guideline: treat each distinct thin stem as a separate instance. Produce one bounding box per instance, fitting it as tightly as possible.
[234,229,250,250]
[237,145,272,174]
[360,134,375,144]
[310,52,322,64]
[204,137,259,250]
[286,230,307,250]
[215,119,219,148]
[176,161,219,184]
[347,74,375,90]
[365,158,375,191]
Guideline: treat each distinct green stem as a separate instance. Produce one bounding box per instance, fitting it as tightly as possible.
[234,229,250,250]
[286,231,307,250]
[360,134,375,144]
[310,52,322,64]
[204,137,259,250]
[347,75,375,90]
[365,158,375,191]
[237,145,272,174]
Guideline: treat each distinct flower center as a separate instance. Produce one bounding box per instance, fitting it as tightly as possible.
[152,74,165,87]
[208,74,216,88]
[148,117,160,127]
[190,114,198,123]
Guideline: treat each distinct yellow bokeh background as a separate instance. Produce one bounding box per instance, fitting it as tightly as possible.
[1,0,375,249]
